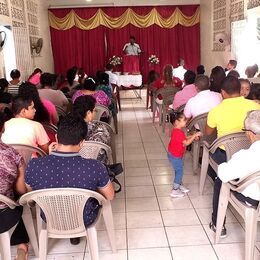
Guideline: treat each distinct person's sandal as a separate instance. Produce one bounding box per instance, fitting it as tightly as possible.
[15,248,28,260]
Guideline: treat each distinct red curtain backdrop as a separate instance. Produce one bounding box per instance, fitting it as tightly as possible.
[49,6,200,81]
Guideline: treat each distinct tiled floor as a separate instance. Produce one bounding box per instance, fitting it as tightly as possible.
[11,90,260,259]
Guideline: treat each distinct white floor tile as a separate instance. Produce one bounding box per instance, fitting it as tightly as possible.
[127,211,163,228]
[128,248,172,260]
[125,175,153,186]
[171,245,218,260]
[158,196,193,210]
[126,186,156,198]
[126,197,159,212]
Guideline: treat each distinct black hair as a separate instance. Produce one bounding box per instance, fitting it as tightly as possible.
[40,73,53,87]
[105,63,113,71]
[28,68,42,81]
[0,78,9,95]
[147,70,160,85]
[195,75,210,91]
[246,64,259,78]
[73,95,96,119]
[12,96,33,116]
[130,36,136,40]
[83,77,96,91]
[221,76,241,95]
[210,66,226,93]
[184,70,196,85]
[57,114,88,145]
[169,111,185,125]
[227,70,240,78]
[98,72,109,85]
[66,66,78,86]
[0,111,8,132]
[95,70,103,85]
[10,69,21,80]
[18,82,50,123]
[251,83,260,101]
[196,65,205,75]
[229,60,237,68]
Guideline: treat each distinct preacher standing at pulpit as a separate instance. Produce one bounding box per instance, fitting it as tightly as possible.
[122,36,141,74]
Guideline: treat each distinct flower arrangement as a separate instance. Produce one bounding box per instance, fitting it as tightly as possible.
[148,54,159,65]
[109,55,123,66]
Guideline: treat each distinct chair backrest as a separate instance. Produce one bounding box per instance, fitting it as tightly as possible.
[94,105,111,122]
[155,86,179,100]
[187,113,208,133]
[176,104,186,113]
[80,141,113,163]
[210,132,251,160]
[10,144,47,167]
[0,194,18,209]
[163,93,176,107]
[55,106,67,118]
[42,123,58,136]
[19,188,106,236]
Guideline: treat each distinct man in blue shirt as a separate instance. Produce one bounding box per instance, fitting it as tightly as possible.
[25,114,114,244]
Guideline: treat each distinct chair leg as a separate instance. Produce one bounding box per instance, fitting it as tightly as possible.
[146,88,149,109]
[0,232,11,260]
[86,227,99,260]
[22,205,39,257]
[244,209,258,260]
[159,105,163,126]
[199,147,209,195]
[113,114,118,134]
[102,202,117,253]
[116,87,121,111]
[192,141,199,174]
[162,109,166,133]
[39,227,48,260]
[215,184,230,243]
[152,99,156,123]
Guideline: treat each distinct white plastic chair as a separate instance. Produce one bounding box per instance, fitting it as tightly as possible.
[0,195,39,259]
[152,86,179,125]
[199,132,251,194]
[93,120,117,164]
[186,112,210,173]
[94,105,111,123]
[19,188,116,260]
[80,141,113,164]
[215,171,260,260]
[10,144,47,167]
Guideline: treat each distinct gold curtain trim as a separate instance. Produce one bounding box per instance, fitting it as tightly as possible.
[49,7,200,30]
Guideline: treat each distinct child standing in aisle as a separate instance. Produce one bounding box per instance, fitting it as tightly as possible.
[168,112,201,197]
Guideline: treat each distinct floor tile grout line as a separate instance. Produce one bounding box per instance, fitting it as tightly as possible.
[131,97,174,260]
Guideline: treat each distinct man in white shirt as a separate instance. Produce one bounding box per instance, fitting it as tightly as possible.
[173,59,187,81]
[210,110,260,237]
[184,75,222,121]
[225,59,237,75]
[123,36,141,56]
[105,63,118,86]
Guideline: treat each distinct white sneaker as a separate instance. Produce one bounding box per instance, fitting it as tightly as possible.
[180,185,190,193]
[170,189,185,198]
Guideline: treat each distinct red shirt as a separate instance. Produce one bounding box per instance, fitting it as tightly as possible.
[168,128,186,158]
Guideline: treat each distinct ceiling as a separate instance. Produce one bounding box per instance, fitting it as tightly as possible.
[48,0,200,8]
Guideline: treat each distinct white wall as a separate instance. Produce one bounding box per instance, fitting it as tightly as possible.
[0,0,54,80]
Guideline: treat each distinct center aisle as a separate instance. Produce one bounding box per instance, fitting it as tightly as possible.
[28,90,260,260]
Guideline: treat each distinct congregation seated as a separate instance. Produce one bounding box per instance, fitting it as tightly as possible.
[227,69,240,78]
[209,66,226,93]
[210,110,260,237]
[18,82,59,126]
[72,77,111,108]
[73,95,111,164]
[172,70,197,110]
[61,66,79,95]
[8,69,22,96]
[239,78,251,99]
[184,75,222,121]
[0,112,30,259]
[38,73,69,111]
[96,72,113,99]
[77,67,87,85]
[25,114,114,244]
[1,96,50,154]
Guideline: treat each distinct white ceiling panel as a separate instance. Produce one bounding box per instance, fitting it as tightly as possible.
[48,0,200,8]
